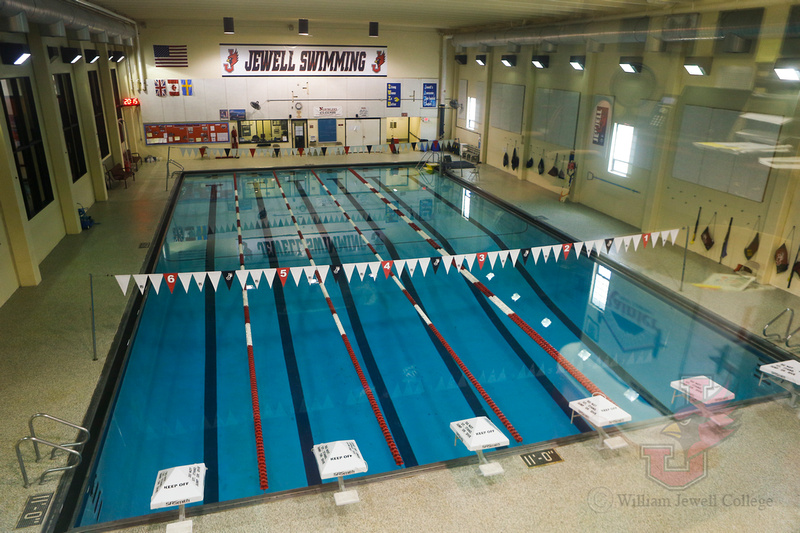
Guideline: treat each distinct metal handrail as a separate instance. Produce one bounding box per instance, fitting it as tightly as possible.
[763,308,794,343]
[28,413,90,462]
[16,437,82,488]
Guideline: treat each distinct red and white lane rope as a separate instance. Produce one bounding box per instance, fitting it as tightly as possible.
[233,173,269,490]
[310,170,522,442]
[347,168,607,399]
[270,170,404,466]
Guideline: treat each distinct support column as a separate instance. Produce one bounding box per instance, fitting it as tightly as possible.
[73,52,108,202]
[97,43,124,167]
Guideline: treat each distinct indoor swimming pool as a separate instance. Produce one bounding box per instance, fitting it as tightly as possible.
[70,164,782,528]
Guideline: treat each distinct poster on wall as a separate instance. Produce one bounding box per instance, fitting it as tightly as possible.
[313,106,343,117]
[220,44,387,77]
[423,83,437,108]
[387,83,401,108]
[591,95,614,150]
[144,122,230,145]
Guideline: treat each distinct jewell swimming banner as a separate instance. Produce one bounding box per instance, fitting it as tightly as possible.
[220,44,387,77]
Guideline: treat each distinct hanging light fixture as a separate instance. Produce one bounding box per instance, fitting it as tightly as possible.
[475,54,486,66]
[61,47,82,64]
[84,49,100,64]
[369,22,379,38]
[683,57,712,76]
[619,56,643,73]
[223,17,235,35]
[454,54,467,65]
[570,55,585,71]
[531,55,549,69]
[298,18,309,35]
[501,54,517,67]
[0,42,31,65]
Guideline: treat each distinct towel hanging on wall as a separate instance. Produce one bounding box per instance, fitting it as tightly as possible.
[700,211,717,251]
[744,215,760,260]
[776,225,794,274]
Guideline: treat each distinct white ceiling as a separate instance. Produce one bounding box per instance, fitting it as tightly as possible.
[88,0,664,31]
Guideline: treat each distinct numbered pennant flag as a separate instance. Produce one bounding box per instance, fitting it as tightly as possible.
[498,250,509,267]
[488,251,499,269]
[342,263,356,282]
[632,234,641,251]
[405,259,417,277]
[477,252,487,269]
[562,243,572,260]
[355,262,369,281]
[148,274,163,294]
[163,273,178,293]
[669,228,680,244]
[222,270,236,289]
[236,270,250,288]
[531,247,542,264]
[115,275,130,295]
[541,246,551,262]
[622,236,632,252]
[464,253,477,270]
[642,233,651,248]
[394,259,406,277]
[509,249,520,266]
[417,257,429,276]
[316,265,329,284]
[574,242,584,257]
[133,274,149,294]
[381,260,393,279]
[276,267,290,287]
[551,244,561,262]
[290,267,305,286]
[431,257,441,274]
[368,262,381,280]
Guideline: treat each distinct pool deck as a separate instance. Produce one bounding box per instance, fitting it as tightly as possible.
[1,153,799,532]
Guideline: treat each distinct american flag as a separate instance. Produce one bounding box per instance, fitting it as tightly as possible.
[154,79,166,97]
[153,45,188,67]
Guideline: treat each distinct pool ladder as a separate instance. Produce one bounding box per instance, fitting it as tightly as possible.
[15,413,90,488]
[763,308,800,348]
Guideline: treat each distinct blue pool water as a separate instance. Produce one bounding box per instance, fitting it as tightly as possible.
[75,165,778,526]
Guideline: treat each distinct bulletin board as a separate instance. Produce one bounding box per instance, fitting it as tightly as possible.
[144,122,230,145]
[532,88,581,148]
[490,83,525,134]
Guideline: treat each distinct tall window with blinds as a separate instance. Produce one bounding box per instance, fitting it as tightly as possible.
[54,73,87,182]
[88,70,109,158]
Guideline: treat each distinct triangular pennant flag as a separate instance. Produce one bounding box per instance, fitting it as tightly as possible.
[133,274,148,294]
[574,242,584,257]
[344,263,357,282]
[236,270,250,288]
[605,238,614,253]
[290,267,304,286]
[356,262,369,281]
[115,274,130,295]
[394,259,406,277]
[418,257,430,276]
[562,243,571,260]
[509,249,520,266]
[250,148,256,157]
[442,255,453,273]
[464,253,476,270]
[381,260,393,278]
[669,228,679,244]
[368,261,381,279]
[520,248,531,264]
[344,146,350,154]
[199,146,207,157]
[263,269,276,288]
[277,267,290,287]
[224,148,231,157]
[622,236,632,252]
[148,274,162,294]
[453,254,465,269]
[322,146,328,156]
[366,145,372,153]
[641,233,651,249]
[488,251,499,269]
[541,246,551,262]
[303,265,317,284]
[193,272,207,291]
[207,271,221,291]
[531,247,542,264]
[250,269,263,289]
[317,265,329,284]
[163,273,178,293]
[411,142,417,150]
[498,250,509,267]
[551,244,561,262]
[431,257,441,274]
[330,265,342,282]
[614,237,624,253]
[222,270,236,289]
[477,252,487,269]
[298,147,305,156]
[406,258,417,277]
[632,234,641,251]
[650,231,661,247]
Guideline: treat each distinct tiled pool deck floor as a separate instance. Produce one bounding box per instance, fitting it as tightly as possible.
[1,154,798,532]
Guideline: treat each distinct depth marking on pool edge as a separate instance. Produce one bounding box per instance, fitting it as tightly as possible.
[521,448,563,468]
[138,242,150,249]
[15,493,53,529]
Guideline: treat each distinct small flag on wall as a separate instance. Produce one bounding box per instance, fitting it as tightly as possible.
[167,79,180,96]
[181,79,193,96]
[154,79,167,97]
[154,45,188,67]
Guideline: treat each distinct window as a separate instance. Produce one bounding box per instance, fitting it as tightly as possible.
[88,70,109,158]
[54,74,87,182]
[0,77,53,219]
[590,264,612,310]
[110,69,124,142]
[608,122,635,177]
[466,96,477,130]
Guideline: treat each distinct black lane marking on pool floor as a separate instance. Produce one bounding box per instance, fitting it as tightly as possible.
[254,188,321,486]
[399,172,671,417]
[333,177,491,421]
[294,179,418,468]
[347,175,589,434]
[204,184,220,504]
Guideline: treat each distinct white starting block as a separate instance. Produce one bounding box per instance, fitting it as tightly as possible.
[670,376,735,426]
[568,394,631,450]
[759,360,800,407]
[450,416,509,476]
[150,463,207,533]
[312,440,368,506]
